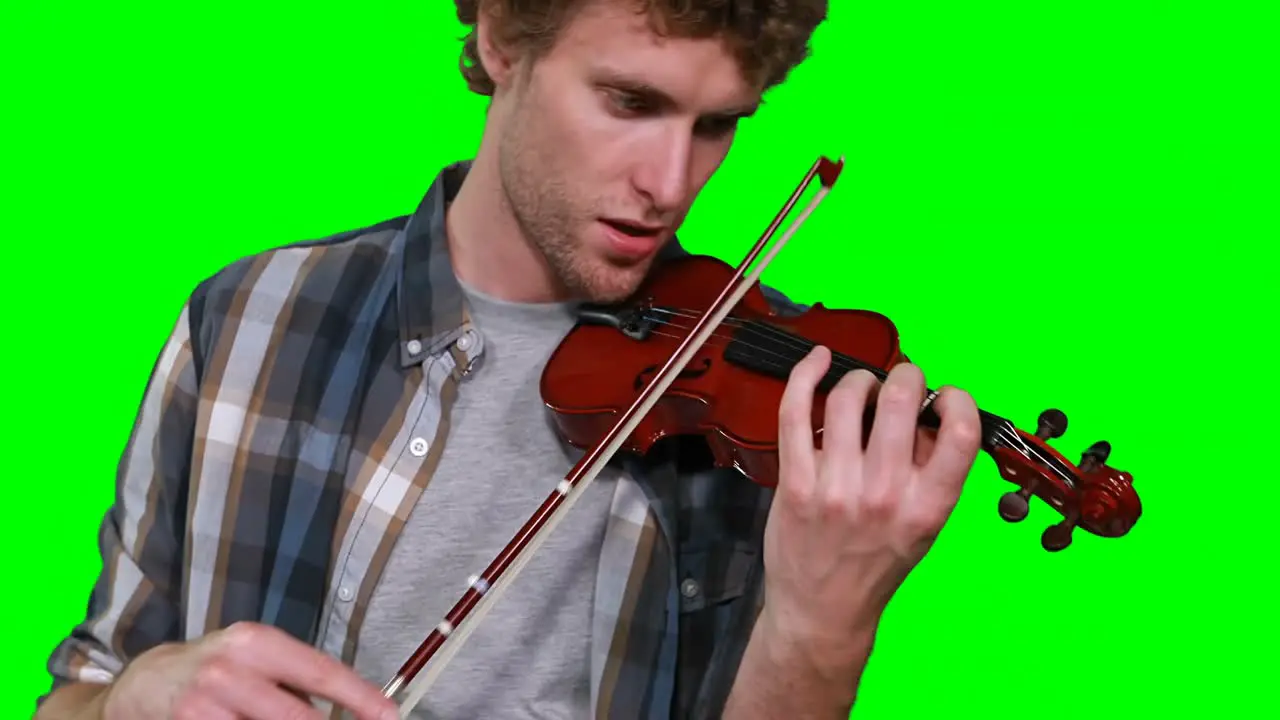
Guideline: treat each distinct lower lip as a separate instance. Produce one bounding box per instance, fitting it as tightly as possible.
[600,221,663,260]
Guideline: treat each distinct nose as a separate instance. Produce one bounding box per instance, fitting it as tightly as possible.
[633,125,693,215]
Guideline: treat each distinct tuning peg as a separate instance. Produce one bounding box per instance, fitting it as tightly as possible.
[1041,518,1075,552]
[1080,441,1111,473]
[1042,523,1074,551]
[1035,409,1068,440]
[998,487,1032,523]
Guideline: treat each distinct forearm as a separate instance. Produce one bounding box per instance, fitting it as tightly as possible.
[34,682,110,720]
[723,612,876,719]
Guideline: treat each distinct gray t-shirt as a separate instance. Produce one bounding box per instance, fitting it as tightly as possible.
[351,279,617,718]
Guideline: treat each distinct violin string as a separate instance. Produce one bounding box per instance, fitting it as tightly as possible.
[646,309,1048,457]
[643,322,1021,446]
[641,314,1080,491]
[653,307,903,384]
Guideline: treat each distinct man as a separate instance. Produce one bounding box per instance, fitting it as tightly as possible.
[36,1,983,718]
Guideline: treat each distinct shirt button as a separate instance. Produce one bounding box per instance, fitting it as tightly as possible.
[409,437,429,457]
[338,586,354,602]
[680,578,700,599]
[406,339,423,356]
[456,333,473,351]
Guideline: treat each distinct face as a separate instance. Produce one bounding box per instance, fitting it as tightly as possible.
[483,1,761,302]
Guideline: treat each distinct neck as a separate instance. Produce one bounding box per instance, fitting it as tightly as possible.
[446,138,568,304]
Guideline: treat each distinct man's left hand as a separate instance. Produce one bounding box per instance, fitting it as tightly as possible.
[759,345,983,668]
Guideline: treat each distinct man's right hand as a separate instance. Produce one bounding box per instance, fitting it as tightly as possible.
[100,622,399,720]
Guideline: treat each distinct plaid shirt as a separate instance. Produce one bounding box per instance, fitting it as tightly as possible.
[41,161,797,718]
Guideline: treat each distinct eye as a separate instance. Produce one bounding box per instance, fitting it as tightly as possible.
[604,89,653,117]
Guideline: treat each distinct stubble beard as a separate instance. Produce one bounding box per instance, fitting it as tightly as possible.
[497,103,653,304]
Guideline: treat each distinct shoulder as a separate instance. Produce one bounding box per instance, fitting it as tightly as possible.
[759,282,807,317]
[184,215,410,361]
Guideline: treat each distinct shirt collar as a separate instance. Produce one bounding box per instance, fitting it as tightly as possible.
[395,160,472,368]
[393,160,692,369]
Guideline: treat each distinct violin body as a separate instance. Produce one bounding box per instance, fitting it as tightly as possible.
[542,253,902,487]
[541,253,1142,551]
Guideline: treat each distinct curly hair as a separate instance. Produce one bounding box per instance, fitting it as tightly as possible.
[453,0,828,96]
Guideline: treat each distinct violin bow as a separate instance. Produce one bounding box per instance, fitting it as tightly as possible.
[383,155,846,716]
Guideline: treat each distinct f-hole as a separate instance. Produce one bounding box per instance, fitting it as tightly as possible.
[634,357,713,392]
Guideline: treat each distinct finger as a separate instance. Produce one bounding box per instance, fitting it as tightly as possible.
[203,663,326,720]
[864,363,926,488]
[215,623,398,720]
[172,692,240,720]
[920,386,982,498]
[913,426,936,467]
[821,368,879,477]
[777,345,830,498]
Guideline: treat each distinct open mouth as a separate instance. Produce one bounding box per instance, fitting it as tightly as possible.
[599,218,665,259]
[601,218,663,237]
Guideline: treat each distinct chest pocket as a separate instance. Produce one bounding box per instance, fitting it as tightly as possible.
[669,458,771,614]
[677,540,758,613]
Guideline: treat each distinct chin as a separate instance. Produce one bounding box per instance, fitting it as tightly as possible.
[573,262,652,304]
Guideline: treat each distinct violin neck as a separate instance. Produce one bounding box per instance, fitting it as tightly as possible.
[911,399,1011,452]
[719,318,1012,450]
[576,304,1014,452]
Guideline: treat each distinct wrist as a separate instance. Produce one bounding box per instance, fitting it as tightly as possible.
[757,605,878,678]
[724,608,878,718]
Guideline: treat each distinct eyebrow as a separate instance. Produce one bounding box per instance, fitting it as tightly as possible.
[594,69,761,119]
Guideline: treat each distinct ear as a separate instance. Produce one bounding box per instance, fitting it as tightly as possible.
[474,7,520,91]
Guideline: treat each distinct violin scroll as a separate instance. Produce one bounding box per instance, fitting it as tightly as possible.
[990,408,1141,552]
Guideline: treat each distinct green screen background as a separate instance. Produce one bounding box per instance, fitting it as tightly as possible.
[3,1,1273,717]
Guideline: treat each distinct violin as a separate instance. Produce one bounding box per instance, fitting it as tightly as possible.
[379,156,1143,715]
[545,253,1141,545]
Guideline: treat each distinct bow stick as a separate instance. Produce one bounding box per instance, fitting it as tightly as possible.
[383,155,846,716]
